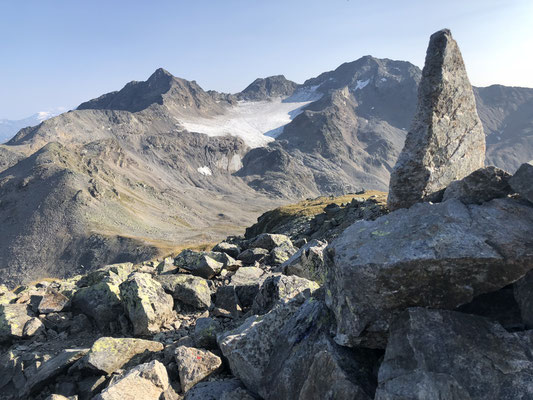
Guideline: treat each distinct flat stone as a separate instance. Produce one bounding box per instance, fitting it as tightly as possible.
[37,289,69,314]
[237,248,269,265]
[215,286,242,317]
[230,267,266,307]
[193,317,221,349]
[94,360,169,400]
[269,242,298,265]
[23,317,45,337]
[212,242,241,259]
[80,337,164,375]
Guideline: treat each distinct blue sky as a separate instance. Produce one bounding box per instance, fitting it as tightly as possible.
[1,0,532,119]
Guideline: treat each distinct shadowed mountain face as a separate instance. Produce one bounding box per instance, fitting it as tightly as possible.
[475,85,533,173]
[0,57,532,285]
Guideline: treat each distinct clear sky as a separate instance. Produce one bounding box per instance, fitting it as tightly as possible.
[1,0,532,119]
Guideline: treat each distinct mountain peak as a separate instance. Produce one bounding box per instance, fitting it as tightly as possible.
[78,68,179,112]
[238,75,299,101]
[148,67,175,82]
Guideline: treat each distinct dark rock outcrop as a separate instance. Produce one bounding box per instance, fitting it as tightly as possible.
[388,29,486,210]
[509,161,533,204]
[442,166,511,204]
[375,308,533,400]
[218,295,379,399]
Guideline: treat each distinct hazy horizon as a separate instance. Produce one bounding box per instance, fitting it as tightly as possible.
[1,0,532,119]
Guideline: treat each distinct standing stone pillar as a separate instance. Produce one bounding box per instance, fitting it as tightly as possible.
[388,29,485,210]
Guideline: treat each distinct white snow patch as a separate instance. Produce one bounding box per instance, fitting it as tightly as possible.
[197,166,212,176]
[180,90,322,148]
[353,79,370,91]
[381,78,387,82]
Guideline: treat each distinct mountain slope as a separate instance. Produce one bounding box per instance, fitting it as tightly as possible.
[475,85,533,172]
[1,58,532,285]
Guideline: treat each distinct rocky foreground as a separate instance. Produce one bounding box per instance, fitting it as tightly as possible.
[2,29,533,400]
[0,192,387,400]
[1,157,533,400]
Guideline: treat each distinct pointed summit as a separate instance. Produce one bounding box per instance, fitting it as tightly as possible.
[147,67,174,82]
[387,29,486,210]
[238,75,298,101]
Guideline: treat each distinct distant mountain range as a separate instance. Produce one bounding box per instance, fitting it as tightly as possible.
[1,57,532,285]
[0,110,65,143]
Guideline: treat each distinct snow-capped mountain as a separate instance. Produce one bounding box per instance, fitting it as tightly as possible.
[0,109,65,143]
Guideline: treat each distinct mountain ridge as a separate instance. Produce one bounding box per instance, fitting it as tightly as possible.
[1,55,533,285]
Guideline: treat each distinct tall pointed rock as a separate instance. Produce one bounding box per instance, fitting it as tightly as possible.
[387,29,485,210]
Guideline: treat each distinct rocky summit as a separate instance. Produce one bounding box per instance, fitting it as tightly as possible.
[387,29,486,210]
[1,27,533,400]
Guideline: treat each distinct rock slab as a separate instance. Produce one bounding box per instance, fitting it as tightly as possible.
[80,336,163,375]
[94,360,169,400]
[327,198,533,348]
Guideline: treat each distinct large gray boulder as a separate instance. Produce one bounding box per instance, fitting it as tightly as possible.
[388,29,486,210]
[229,267,266,307]
[252,274,319,315]
[509,161,533,204]
[0,304,33,341]
[375,308,533,400]
[77,262,133,287]
[71,282,123,332]
[249,233,292,251]
[218,295,312,394]
[174,250,224,279]
[218,295,378,399]
[156,274,212,309]
[327,198,533,348]
[119,273,175,336]
[281,239,328,284]
[35,288,69,314]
